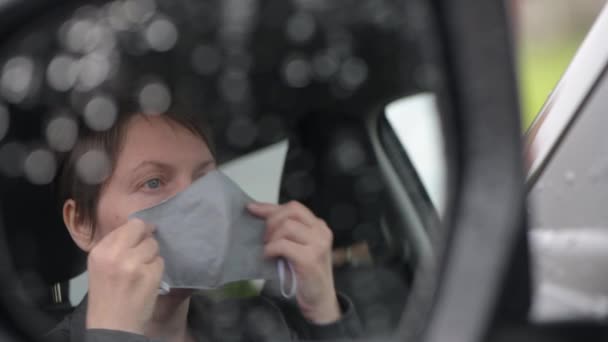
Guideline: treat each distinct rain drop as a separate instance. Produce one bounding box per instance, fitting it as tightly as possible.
[283,57,312,88]
[46,55,79,92]
[145,17,178,52]
[286,12,316,43]
[138,81,171,114]
[191,45,222,75]
[0,142,26,177]
[354,172,384,201]
[24,149,57,185]
[46,116,78,152]
[63,19,107,53]
[84,95,118,131]
[218,69,249,103]
[334,138,365,172]
[564,170,576,185]
[124,0,157,24]
[0,104,8,142]
[1,56,35,104]
[339,57,368,90]
[106,1,130,31]
[312,53,338,80]
[77,53,111,91]
[76,149,111,185]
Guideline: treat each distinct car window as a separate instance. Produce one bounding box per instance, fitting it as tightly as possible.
[516,0,605,129]
[384,93,446,218]
[523,1,608,321]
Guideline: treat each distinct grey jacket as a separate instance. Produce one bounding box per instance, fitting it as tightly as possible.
[45,292,362,342]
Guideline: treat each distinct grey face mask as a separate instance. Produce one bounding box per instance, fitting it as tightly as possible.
[131,170,296,298]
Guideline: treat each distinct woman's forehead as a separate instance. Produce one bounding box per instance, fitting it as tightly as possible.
[116,115,211,166]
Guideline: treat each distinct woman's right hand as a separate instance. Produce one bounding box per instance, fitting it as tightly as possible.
[85,219,164,335]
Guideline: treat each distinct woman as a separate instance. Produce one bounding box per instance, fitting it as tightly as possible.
[46,110,361,342]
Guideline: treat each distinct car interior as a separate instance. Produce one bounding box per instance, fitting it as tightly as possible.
[0,0,442,340]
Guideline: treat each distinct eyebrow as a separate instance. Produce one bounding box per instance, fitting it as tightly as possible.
[131,159,216,176]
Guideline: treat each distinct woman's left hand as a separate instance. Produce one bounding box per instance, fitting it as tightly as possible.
[248,201,341,324]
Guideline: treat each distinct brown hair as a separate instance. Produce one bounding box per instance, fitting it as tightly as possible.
[57,111,213,239]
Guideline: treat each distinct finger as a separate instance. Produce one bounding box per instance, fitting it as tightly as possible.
[146,256,165,285]
[265,202,318,238]
[112,219,156,249]
[266,219,312,245]
[130,236,160,264]
[264,238,309,266]
[247,202,280,218]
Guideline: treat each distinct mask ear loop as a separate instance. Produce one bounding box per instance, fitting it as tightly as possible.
[277,259,297,298]
[158,281,170,295]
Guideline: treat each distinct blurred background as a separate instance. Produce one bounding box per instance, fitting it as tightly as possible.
[514,0,606,129]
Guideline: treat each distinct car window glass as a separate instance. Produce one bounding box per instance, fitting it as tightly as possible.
[385,93,446,218]
[526,2,608,321]
[516,0,605,129]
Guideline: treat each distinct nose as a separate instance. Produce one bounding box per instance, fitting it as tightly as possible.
[173,175,195,196]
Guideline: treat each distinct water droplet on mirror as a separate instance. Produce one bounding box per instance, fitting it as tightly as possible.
[63,18,110,54]
[0,104,9,143]
[338,57,368,90]
[312,52,338,81]
[138,81,171,115]
[1,56,36,104]
[191,44,222,75]
[145,17,178,52]
[334,138,365,172]
[76,53,112,91]
[218,69,249,103]
[24,149,57,185]
[283,57,312,88]
[84,95,118,131]
[124,0,157,24]
[286,12,315,43]
[354,172,383,201]
[46,116,78,152]
[76,149,111,185]
[0,142,26,177]
[106,1,130,31]
[564,171,576,185]
[47,55,79,92]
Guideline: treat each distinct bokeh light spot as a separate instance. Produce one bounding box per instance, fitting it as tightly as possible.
[24,149,57,185]
[46,116,79,152]
[76,149,111,185]
[139,81,171,115]
[84,95,118,131]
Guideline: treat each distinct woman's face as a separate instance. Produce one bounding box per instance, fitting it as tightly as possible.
[92,115,215,243]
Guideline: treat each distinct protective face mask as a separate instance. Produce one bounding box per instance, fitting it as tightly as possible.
[131,170,297,298]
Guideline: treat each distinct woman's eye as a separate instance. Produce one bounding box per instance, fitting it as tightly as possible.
[144,178,162,190]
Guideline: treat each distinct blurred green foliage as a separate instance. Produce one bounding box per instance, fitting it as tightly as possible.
[518,37,586,130]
